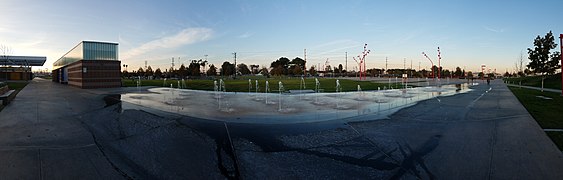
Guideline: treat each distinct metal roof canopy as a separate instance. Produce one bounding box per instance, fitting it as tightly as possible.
[0,56,46,66]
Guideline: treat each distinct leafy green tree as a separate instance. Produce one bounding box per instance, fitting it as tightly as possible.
[337,64,343,76]
[207,64,217,76]
[270,66,284,76]
[237,63,251,75]
[270,57,291,75]
[292,65,302,76]
[467,71,473,78]
[145,66,154,77]
[154,68,162,79]
[137,67,144,77]
[289,57,306,76]
[250,64,260,74]
[259,67,269,76]
[199,59,208,75]
[454,67,462,77]
[188,60,201,76]
[178,64,187,78]
[221,61,235,76]
[527,31,562,75]
[308,66,317,76]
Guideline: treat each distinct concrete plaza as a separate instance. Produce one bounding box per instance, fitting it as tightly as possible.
[0,78,561,179]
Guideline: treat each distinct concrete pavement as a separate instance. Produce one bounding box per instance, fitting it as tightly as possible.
[0,78,561,179]
[0,78,124,179]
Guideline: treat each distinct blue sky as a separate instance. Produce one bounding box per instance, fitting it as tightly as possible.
[1,0,562,73]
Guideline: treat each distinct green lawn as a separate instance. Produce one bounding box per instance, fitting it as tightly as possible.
[6,82,29,91]
[508,86,563,150]
[505,74,562,90]
[546,132,563,150]
[122,77,405,93]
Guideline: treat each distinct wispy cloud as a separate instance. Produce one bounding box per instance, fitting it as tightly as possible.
[122,27,213,60]
[237,32,254,39]
[484,26,504,33]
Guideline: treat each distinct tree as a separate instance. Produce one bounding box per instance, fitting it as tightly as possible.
[177,64,188,78]
[338,64,343,76]
[289,57,306,76]
[237,63,251,75]
[308,66,317,76]
[527,31,561,75]
[454,67,462,77]
[250,64,260,74]
[137,67,145,77]
[259,67,269,76]
[154,68,162,78]
[199,59,208,75]
[145,66,154,77]
[188,60,201,76]
[270,66,284,76]
[221,61,235,76]
[515,50,525,76]
[292,65,302,76]
[270,57,291,75]
[467,71,473,78]
[207,64,217,76]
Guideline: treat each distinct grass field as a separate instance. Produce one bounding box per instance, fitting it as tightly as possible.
[505,74,562,90]
[7,82,29,91]
[508,86,563,150]
[122,77,406,93]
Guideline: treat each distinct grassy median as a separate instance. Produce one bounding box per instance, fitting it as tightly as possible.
[508,86,563,150]
[505,74,562,90]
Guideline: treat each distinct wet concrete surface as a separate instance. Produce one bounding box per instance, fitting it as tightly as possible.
[0,78,562,179]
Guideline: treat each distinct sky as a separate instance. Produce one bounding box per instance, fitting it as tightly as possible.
[1,0,562,73]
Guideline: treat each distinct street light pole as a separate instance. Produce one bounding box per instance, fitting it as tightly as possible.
[560,34,562,96]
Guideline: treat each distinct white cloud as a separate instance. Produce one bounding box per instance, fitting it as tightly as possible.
[484,26,504,33]
[122,27,213,60]
[237,32,254,39]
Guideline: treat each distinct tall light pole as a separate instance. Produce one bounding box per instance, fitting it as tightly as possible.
[437,47,441,79]
[422,52,434,78]
[204,54,208,76]
[560,34,562,96]
[233,52,237,79]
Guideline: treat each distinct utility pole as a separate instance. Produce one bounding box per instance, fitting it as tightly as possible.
[345,52,348,74]
[403,58,406,70]
[560,34,563,96]
[233,52,237,79]
[204,54,208,76]
[144,60,147,69]
[437,47,441,79]
[304,49,307,77]
[385,57,388,75]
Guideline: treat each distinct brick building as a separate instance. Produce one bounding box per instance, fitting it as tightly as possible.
[52,41,121,88]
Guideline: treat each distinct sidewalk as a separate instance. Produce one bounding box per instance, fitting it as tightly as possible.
[0,78,124,179]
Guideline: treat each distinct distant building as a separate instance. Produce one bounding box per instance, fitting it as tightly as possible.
[52,41,121,88]
[0,56,46,80]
